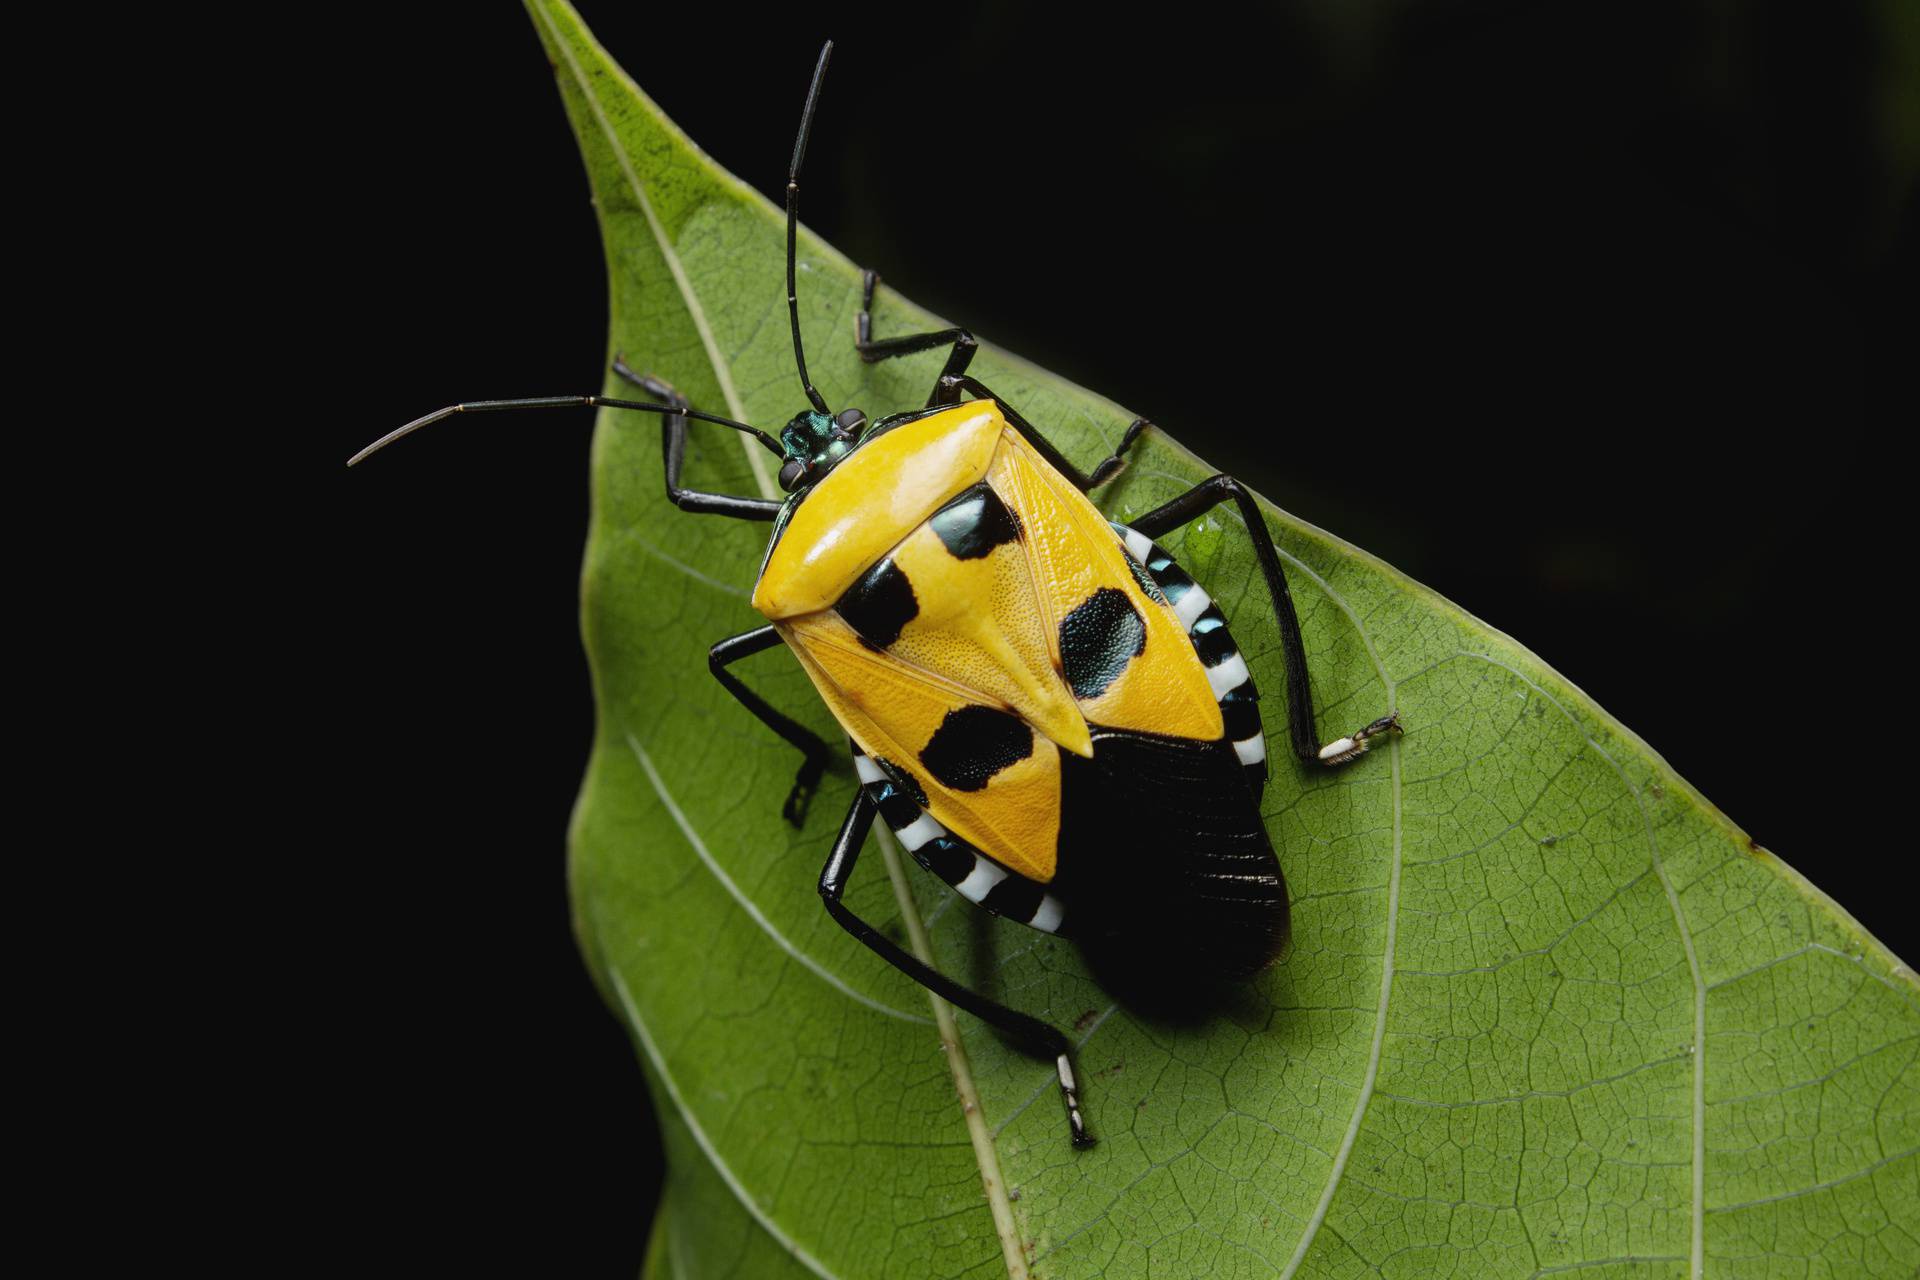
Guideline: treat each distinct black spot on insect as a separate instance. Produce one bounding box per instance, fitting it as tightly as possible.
[929,483,1020,559]
[919,706,1032,791]
[1059,587,1146,700]
[837,557,917,649]
[872,756,928,808]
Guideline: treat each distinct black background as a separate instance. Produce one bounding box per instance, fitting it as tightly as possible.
[333,2,1912,1273]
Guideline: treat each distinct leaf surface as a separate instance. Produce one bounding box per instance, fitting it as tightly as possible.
[528,4,1920,1276]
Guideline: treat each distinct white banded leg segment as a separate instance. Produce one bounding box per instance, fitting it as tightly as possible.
[1058,1053,1092,1148]
[1232,733,1268,766]
[1314,713,1401,766]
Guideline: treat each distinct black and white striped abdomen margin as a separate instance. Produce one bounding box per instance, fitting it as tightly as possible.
[1114,521,1268,793]
[851,743,1070,936]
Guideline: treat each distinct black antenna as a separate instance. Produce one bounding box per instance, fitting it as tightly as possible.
[787,41,834,415]
[347,396,785,468]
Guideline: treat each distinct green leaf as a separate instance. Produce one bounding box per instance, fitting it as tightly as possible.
[528,3,1920,1276]
[641,1204,667,1280]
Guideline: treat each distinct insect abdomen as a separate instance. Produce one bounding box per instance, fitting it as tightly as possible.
[1055,727,1289,979]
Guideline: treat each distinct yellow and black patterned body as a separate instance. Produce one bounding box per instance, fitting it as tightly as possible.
[753,400,1287,977]
[359,40,1399,1148]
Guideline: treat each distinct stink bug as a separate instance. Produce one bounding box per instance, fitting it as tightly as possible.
[352,43,1399,1149]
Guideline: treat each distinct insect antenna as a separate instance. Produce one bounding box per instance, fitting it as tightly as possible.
[347,396,784,467]
[785,40,834,415]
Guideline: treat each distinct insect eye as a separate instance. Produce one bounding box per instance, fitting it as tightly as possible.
[834,408,867,437]
[778,458,809,491]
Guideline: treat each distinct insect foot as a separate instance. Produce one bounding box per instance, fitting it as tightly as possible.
[1086,417,1152,489]
[1315,712,1403,766]
[1059,1053,1095,1149]
[782,756,826,828]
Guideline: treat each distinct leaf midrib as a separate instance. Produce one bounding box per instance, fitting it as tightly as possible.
[534,6,1030,1272]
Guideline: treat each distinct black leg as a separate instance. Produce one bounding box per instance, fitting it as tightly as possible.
[610,360,784,521]
[856,275,1146,488]
[709,627,830,826]
[854,270,980,408]
[934,373,1150,493]
[820,790,1094,1148]
[1132,475,1400,767]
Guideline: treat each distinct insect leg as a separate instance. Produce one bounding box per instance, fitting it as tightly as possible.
[936,373,1150,492]
[854,270,979,408]
[1131,475,1400,767]
[820,789,1094,1148]
[610,360,783,520]
[709,627,831,826]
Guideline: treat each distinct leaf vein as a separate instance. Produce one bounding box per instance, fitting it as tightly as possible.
[1705,1145,1920,1213]
[1456,650,1708,1280]
[609,969,844,1280]
[626,733,931,1024]
[1272,544,1401,1280]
